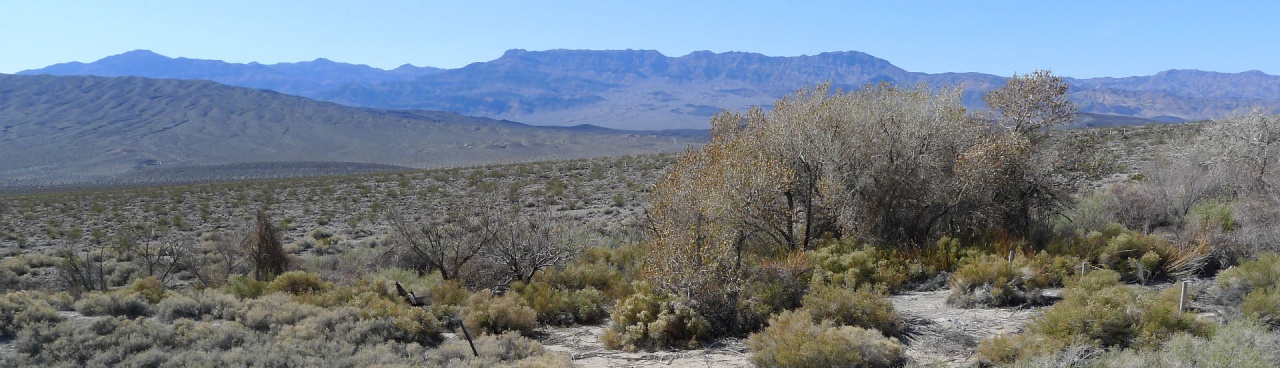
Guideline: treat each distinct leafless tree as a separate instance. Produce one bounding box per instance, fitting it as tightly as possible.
[386,207,502,281]
[115,225,182,284]
[178,229,245,288]
[489,210,585,284]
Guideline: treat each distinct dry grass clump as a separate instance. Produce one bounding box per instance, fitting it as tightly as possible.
[746,309,904,368]
[601,286,710,351]
[423,331,572,368]
[801,282,906,339]
[979,270,1211,364]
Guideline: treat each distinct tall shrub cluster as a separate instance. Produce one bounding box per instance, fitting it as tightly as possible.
[639,72,1104,337]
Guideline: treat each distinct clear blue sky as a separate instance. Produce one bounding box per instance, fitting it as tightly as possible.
[2,1,1276,78]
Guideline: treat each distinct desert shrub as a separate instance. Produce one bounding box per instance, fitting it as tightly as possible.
[1242,286,1280,327]
[74,291,152,318]
[978,270,1210,364]
[802,282,906,339]
[463,290,537,335]
[947,251,1076,307]
[601,287,710,351]
[128,276,168,303]
[238,292,324,331]
[225,274,268,299]
[809,239,924,293]
[1,291,64,338]
[0,267,17,292]
[1085,318,1280,368]
[267,270,332,294]
[511,280,607,325]
[156,289,242,322]
[540,245,636,300]
[423,331,572,368]
[737,252,812,331]
[1208,254,1280,311]
[747,309,905,368]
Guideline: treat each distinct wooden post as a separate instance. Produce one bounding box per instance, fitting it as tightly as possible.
[456,316,479,357]
[1081,261,1087,277]
[1008,250,1014,263]
[1178,281,1189,315]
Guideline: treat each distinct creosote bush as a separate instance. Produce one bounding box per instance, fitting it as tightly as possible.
[747,309,905,368]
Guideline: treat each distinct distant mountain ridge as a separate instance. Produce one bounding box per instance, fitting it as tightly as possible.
[0,73,697,188]
[20,50,442,97]
[20,49,1280,130]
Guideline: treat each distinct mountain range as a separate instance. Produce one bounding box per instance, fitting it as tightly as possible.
[0,73,698,189]
[20,49,1280,130]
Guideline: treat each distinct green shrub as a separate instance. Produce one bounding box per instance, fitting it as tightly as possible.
[747,309,904,368]
[512,281,607,325]
[1242,286,1280,327]
[1218,253,1280,298]
[978,270,1210,364]
[736,254,812,331]
[463,291,538,335]
[1,291,64,338]
[225,274,268,299]
[802,282,905,339]
[810,239,923,292]
[128,276,167,303]
[601,287,710,351]
[74,291,152,318]
[267,271,332,294]
[1088,318,1280,368]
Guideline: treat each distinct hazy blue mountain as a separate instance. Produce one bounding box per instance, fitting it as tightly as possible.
[0,74,697,188]
[21,49,1280,130]
[18,50,442,97]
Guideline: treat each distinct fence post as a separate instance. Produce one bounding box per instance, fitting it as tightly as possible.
[1178,281,1189,315]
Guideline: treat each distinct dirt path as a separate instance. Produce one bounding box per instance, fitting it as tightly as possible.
[537,325,752,368]
[890,289,1049,367]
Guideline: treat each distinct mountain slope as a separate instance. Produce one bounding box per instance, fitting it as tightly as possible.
[18,50,441,97]
[0,74,697,187]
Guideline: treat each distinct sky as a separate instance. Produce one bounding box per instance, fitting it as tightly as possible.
[2,1,1277,78]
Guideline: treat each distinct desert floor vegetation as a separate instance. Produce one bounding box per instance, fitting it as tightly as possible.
[4,74,1280,367]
